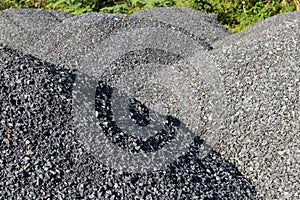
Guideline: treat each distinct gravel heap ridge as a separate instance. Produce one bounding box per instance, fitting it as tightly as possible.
[0,7,299,199]
[132,7,231,44]
[0,8,73,53]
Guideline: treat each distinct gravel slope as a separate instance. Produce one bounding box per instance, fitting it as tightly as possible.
[0,8,73,53]
[132,7,231,45]
[0,7,299,199]
[0,44,258,199]
[194,12,299,199]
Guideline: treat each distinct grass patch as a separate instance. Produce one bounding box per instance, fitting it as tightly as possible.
[0,0,298,32]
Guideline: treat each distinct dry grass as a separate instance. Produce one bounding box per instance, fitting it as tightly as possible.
[294,0,300,11]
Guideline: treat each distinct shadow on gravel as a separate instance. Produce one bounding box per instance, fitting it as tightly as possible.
[0,44,259,199]
[89,77,260,199]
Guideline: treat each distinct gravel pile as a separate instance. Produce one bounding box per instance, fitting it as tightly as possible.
[36,14,211,69]
[2,9,214,69]
[132,7,231,45]
[0,8,73,53]
[185,12,299,199]
[0,44,257,199]
[213,11,300,49]
[0,7,299,199]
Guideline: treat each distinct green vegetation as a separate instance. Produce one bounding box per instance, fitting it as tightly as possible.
[0,0,299,32]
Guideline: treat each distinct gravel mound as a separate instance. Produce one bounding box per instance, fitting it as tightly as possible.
[61,11,126,24]
[0,7,299,199]
[213,11,300,49]
[73,56,224,173]
[0,8,73,53]
[68,7,225,179]
[0,44,258,199]
[131,7,231,45]
[185,12,299,199]
[1,8,213,69]
[22,13,212,70]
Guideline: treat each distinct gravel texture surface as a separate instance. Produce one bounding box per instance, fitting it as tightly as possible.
[191,12,299,199]
[0,7,299,200]
[131,7,231,45]
[78,16,211,76]
[2,9,213,69]
[73,57,224,173]
[0,8,73,53]
[213,11,300,49]
[0,45,257,199]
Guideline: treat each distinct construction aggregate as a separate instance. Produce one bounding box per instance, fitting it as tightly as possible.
[0,7,299,199]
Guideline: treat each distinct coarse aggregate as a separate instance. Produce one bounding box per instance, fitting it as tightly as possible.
[66,9,228,172]
[0,6,299,200]
[0,44,258,199]
[0,8,73,53]
[213,11,300,49]
[73,56,224,173]
[2,9,214,69]
[187,12,299,199]
[132,7,231,45]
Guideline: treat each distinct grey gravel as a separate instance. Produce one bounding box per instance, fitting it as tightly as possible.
[73,55,224,173]
[0,8,73,53]
[53,14,211,67]
[0,7,299,200]
[0,44,258,199]
[183,12,299,199]
[0,9,212,70]
[61,11,126,24]
[213,11,300,49]
[131,7,231,45]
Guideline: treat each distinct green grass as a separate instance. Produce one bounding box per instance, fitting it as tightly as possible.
[0,0,299,32]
